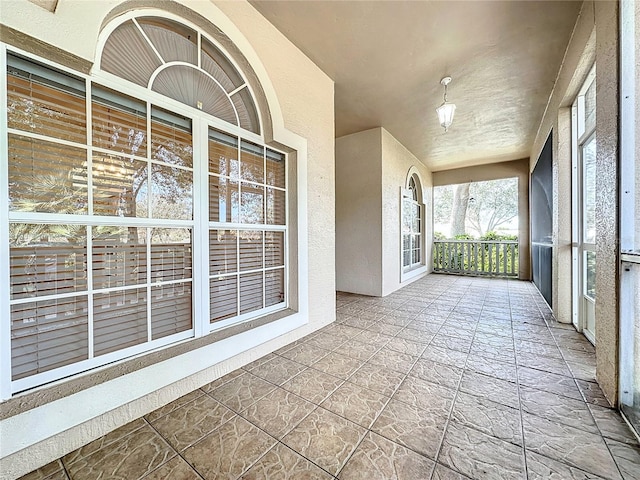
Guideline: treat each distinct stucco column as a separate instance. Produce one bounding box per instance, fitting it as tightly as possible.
[552,109,573,324]
[594,0,620,405]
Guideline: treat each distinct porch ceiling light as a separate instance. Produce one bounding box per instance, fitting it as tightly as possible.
[436,76,456,132]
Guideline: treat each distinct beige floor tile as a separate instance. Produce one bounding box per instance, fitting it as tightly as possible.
[183,416,276,480]
[141,456,201,480]
[409,358,463,390]
[439,421,524,480]
[283,407,367,476]
[526,451,608,480]
[240,387,316,439]
[371,398,447,459]
[348,362,405,397]
[321,381,389,428]
[150,394,236,451]
[367,347,418,374]
[208,371,277,412]
[338,431,434,479]
[522,412,622,479]
[605,439,640,480]
[392,375,455,417]
[240,443,333,479]
[280,368,343,404]
[519,385,599,435]
[65,424,175,480]
[452,391,523,445]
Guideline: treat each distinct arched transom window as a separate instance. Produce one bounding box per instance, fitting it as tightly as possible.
[99,16,260,134]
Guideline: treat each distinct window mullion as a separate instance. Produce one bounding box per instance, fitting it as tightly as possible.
[193,117,208,337]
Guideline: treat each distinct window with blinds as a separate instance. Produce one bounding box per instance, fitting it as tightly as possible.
[208,129,286,325]
[402,175,423,272]
[7,53,195,389]
[3,19,288,394]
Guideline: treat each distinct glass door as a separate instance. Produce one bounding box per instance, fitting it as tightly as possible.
[572,66,596,344]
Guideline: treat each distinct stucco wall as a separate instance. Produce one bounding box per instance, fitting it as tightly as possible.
[432,159,531,280]
[335,128,383,296]
[0,0,335,477]
[381,128,433,296]
[335,127,432,297]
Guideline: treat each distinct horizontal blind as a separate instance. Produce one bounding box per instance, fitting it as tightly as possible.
[241,184,265,224]
[208,129,238,176]
[10,241,87,300]
[265,269,284,307]
[266,188,285,225]
[11,297,89,380]
[151,283,192,340]
[210,275,238,322]
[8,134,88,214]
[93,289,148,357]
[240,140,264,183]
[239,231,263,271]
[92,155,148,217]
[265,231,284,268]
[266,149,285,189]
[210,230,238,274]
[151,108,193,168]
[209,176,239,223]
[240,272,263,314]
[7,54,86,144]
[92,88,147,155]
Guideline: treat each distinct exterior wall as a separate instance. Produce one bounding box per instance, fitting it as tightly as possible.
[335,127,432,297]
[529,0,621,404]
[335,128,383,296]
[0,1,335,477]
[381,128,432,296]
[432,159,531,280]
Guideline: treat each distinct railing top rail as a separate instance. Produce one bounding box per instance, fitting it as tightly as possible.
[433,240,518,244]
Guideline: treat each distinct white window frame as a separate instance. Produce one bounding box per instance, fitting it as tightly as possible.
[571,64,596,344]
[1,14,291,397]
[400,169,427,282]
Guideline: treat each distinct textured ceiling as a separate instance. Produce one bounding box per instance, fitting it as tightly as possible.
[250,0,581,171]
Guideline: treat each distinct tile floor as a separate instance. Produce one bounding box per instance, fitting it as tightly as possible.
[20,275,640,480]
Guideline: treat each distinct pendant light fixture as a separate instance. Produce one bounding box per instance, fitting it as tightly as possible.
[436,76,456,132]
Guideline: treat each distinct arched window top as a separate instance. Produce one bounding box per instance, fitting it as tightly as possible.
[408,176,418,201]
[405,169,423,204]
[97,14,261,134]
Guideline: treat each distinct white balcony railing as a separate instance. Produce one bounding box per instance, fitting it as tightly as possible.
[433,240,518,277]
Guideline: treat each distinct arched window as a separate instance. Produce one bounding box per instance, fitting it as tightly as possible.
[402,172,424,276]
[99,15,260,134]
[3,12,287,394]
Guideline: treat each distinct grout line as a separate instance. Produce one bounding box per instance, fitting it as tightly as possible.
[509,281,530,480]
[429,280,480,480]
